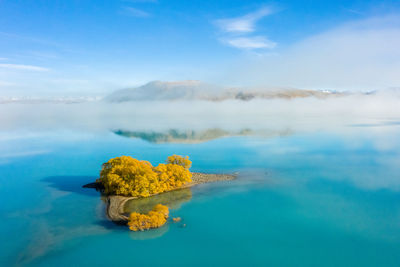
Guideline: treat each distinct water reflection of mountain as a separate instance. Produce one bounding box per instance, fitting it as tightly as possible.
[113,128,293,143]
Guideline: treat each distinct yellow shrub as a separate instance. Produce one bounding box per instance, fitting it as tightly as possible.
[128,204,169,231]
[167,155,192,169]
[99,155,192,197]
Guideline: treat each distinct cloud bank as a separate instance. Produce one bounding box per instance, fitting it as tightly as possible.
[224,15,400,91]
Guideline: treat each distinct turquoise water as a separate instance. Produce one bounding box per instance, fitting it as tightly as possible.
[1,128,400,266]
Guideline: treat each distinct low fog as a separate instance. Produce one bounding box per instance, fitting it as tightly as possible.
[1,93,399,135]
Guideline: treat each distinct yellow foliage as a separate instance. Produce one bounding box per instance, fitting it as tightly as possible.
[128,204,169,231]
[167,155,192,169]
[99,155,192,197]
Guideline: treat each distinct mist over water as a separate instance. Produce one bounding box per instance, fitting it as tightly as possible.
[1,93,399,133]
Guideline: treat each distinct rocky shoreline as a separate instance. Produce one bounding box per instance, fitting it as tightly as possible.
[84,172,236,223]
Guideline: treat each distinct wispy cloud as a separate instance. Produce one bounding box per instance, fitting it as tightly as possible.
[214,7,276,50]
[0,63,49,71]
[215,7,273,33]
[123,7,151,17]
[0,31,66,49]
[224,36,276,49]
[0,57,7,61]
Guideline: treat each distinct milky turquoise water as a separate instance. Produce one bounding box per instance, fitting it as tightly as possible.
[1,127,400,266]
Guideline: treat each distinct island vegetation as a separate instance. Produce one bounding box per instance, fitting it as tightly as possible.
[99,155,192,197]
[97,154,192,231]
[84,154,236,232]
[128,204,169,231]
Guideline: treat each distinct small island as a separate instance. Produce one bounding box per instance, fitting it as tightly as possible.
[84,155,236,231]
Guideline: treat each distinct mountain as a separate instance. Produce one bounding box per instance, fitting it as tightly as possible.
[105,80,345,102]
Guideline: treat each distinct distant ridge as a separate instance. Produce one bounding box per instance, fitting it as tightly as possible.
[105,80,346,102]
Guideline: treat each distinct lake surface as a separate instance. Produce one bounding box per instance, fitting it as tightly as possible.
[1,126,400,266]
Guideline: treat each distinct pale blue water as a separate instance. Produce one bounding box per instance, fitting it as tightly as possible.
[1,128,400,266]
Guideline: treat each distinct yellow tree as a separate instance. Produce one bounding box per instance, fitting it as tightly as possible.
[128,204,169,231]
[99,155,192,197]
[167,155,192,169]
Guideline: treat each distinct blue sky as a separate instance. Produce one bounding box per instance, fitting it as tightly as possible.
[0,0,400,96]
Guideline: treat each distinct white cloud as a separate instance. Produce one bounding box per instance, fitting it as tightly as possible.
[222,15,400,91]
[225,36,276,49]
[124,7,150,17]
[215,7,272,33]
[215,7,276,50]
[0,63,49,71]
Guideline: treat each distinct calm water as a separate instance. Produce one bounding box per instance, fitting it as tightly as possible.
[1,127,400,266]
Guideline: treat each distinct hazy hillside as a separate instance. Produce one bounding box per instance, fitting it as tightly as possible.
[105,80,345,102]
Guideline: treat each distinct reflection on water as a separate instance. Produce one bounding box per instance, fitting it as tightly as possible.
[129,224,170,240]
[124,188,192,214]
[123,188,192,240]
[114,128,293,143]
[115,128,234,143]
